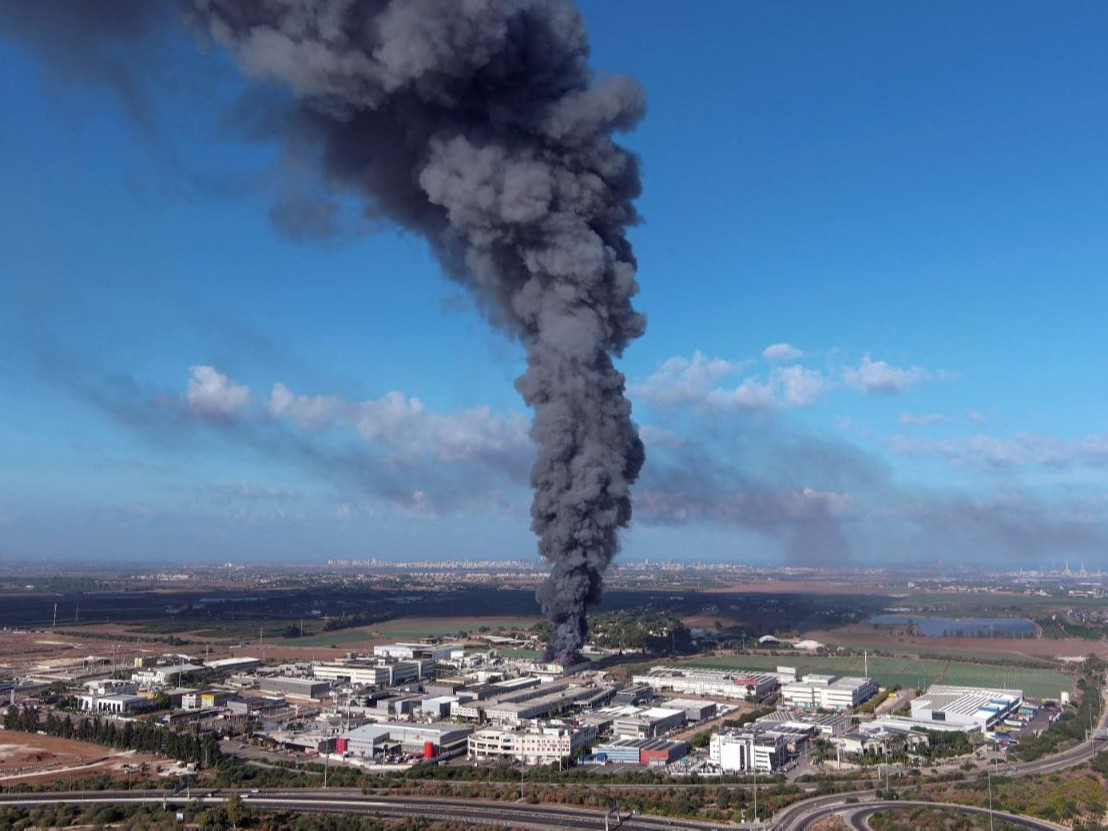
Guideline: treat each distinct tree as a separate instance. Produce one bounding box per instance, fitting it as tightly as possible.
[225,790,245,830]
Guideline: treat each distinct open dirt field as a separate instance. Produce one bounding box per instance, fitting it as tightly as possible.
[808,624,1108,662]
[0,628,167,673]
[0,732,163,784]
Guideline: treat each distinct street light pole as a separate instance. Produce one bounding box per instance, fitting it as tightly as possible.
[752,754,758,828]
[884,744,890,793]
[987,768,995,831]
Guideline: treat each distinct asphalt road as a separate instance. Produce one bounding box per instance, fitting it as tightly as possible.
[797,798,1067,831]
[0,790,721,831]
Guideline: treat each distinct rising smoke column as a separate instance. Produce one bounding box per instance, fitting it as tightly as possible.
[186,0,646,660]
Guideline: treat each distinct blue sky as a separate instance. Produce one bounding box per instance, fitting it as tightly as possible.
[1,0,1106,566]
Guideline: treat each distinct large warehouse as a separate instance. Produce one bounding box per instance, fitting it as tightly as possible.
[910,685,1023,733]
[612,706,686,739]
[337,722,472,758]
[259,676,331,700]
[631,666,778,699]
[313,658,434,687]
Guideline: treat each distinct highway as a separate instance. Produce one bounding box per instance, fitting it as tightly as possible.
[0,790,721,831]
[793,798,1068,831]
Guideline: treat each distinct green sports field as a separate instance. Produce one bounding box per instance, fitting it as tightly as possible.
[680,654,1073,699]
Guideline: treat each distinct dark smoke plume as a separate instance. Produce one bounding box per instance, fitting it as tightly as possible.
[1,0,647,661]
[187,0,647,660]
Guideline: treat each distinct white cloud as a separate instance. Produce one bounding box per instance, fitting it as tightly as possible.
[267,383,530,463]
[968,410,987,423]
[705,377,776,410]
[268,383,350,430]
[899,411,945,426]
[842,355,941,394]
[763,342,803,362]
[185,366,250,418]
[772,365,828,407]
[634,352,829,411]
[632,351,745,407]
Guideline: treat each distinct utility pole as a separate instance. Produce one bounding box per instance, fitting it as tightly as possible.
[52,603,57,631]
[987,767,995,831]
[752,754,758,827]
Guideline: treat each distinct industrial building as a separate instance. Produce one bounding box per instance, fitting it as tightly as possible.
[612,706,686,739]
[373,643,459,662]
[632,666,778,699]
[710,727,792,773]
[132,663,204,686]
[612,684,655,705]
[593,737,688,766]
[910,685,1023,733]
[182,690,235,710]
[661,698,718,723]
[447,680,604,724]
[312,658,434,687]
[780,675,878,711]
[83,679,137,696]
[77,693,149,714]
[337,722,472,759]
[419,695,459,719]
[484,685,597,723]
[206,657,261,673]
[756,709,850,737]
[259,676,331,700]
[467,722,598,764]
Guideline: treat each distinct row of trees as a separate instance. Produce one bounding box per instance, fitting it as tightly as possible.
[587,609,693,653]
[2,705,222,768]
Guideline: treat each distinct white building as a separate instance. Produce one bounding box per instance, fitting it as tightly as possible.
[910,685,1022,733]
[131,663,204,686]
[632,666,778,699]
[313,658,433,687]
[780,675,878,711]
[612,706,686,739]
[468,722,597,764]
[710,728,791,773]
[83,679,137,696]
[77,693,149,714]
[206,656,261,673]
[373,643,457,662]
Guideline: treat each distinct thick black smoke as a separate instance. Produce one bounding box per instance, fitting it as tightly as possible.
[186,0,646,661]
[1,0,647,661]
